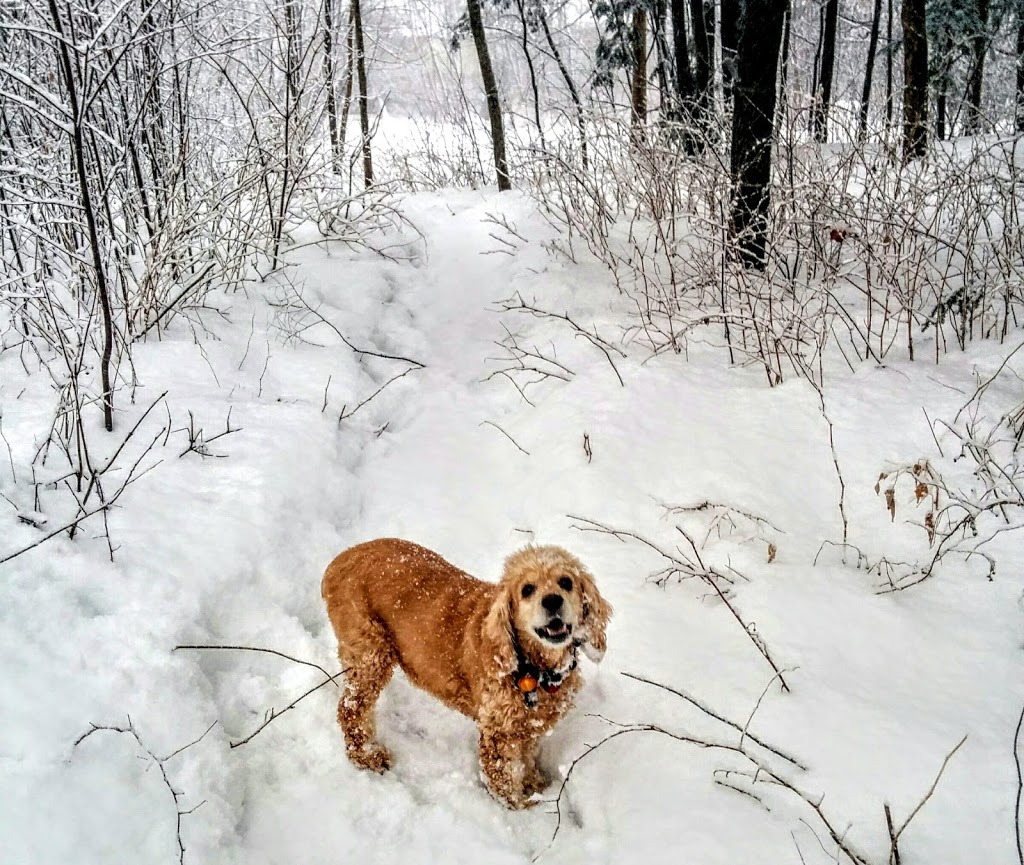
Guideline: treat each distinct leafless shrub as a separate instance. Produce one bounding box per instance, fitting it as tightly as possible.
[528,112,1024,387]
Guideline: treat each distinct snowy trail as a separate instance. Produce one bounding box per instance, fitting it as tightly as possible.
[3,189,1024,865]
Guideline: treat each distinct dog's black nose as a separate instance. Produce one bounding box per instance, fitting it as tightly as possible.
[541,593,563,613]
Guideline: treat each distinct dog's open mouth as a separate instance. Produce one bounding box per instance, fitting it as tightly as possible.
[535,620,572,643]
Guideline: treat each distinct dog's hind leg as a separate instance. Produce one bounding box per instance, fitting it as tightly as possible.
[336,620,395,773]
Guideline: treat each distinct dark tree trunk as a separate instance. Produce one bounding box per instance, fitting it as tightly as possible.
[1017,7,1024,133]
[467,0,510,190]
[630,6,648,138]
[885,0,894,130]
[352,0,373,187]
[730,0,787,269]
[322,0,341,173]
[721,0,738,99]
[513,0,544,150]
[651,0,672,116]
[936,31,951,140]
[857,0,883,140]
[776,0,792,125]
[670,0,699,152]
[964,0,990,135]
[812,0,838,143]
[689,0,713,113]
[901,0,929,160]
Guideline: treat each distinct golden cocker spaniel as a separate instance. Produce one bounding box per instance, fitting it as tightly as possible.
[321,538,612,808]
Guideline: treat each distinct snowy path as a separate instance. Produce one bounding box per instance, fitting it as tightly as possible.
[3,190,1023,865]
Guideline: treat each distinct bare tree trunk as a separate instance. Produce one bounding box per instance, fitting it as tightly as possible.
[47,0,115,431]
[730,0,787,269]
[857,0,883,140]
[812,0,838,143]
[536,5,588,169]
[670,0,699,152]
[720,0,738,100]
[338,10,355,152]
[885,0,894,131]
[630,6,648,139]
[902,0,929,160]
[964,0,990,135]
[322,0,341,173]
[650,0,668,113]
[352,0,373,188]
[467,0,510,190]
[1018,6,1024,133]
[689,0,713,118]
[513,0,544,150]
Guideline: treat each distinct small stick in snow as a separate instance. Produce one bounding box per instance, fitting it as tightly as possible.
[1014,702,1023,865]
[173,644,341,685]
[621,671,806,769]
[72,717,216,865]
[230,669,346,748]
[887,734,968,862]
[480,420,530,456]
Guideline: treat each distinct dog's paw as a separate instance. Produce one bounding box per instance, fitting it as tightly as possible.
[523,768,550,797]
[349,742,393,774]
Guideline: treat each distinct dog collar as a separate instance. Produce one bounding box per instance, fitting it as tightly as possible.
[511,638,579,708]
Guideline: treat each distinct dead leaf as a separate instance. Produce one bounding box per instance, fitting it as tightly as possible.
[915,482,928,503]
[767,543,777,564]
[925,511,935,546]
[885,487,896,521]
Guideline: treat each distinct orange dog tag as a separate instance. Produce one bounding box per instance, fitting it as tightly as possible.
[518,675,538,693]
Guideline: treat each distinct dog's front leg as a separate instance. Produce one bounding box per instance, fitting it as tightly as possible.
[478,730,532,809]
[522,739,549,798]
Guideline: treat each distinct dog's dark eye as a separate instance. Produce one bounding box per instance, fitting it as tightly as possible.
[521,584,536,598]
[558,577,573,592]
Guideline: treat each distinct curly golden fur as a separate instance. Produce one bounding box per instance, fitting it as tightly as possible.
[321,538,612,808]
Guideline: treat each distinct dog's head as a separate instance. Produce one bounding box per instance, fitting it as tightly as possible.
[483,545,612,673]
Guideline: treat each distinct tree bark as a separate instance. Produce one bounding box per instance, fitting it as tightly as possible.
[352,0,373,187]
[964,0,990,135]
[885,0,893,131]
[670,0,699,151]
[720,0,738,99]
[1017,6,1024,133]
[857,0,883,140]
[322,0,341,173]
[467,0,510,190]
[730,0,787,269]
[630,6,648,139]
[901,0,929,160]
[48,0,115,431]
[812,0,838,143]
[689,0,713,114]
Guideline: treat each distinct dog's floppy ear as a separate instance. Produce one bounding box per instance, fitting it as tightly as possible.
[577,569,612,663]
[481,584,518,676]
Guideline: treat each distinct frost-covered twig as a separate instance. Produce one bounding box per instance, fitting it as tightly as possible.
[887,734,967,863]
[229,670,345,748]
[173,644,341,683]
[569,514,789,690]
[498,293,625,387]
[539,719,870,865]
[621,671,805,769]
[173,643,346,748]
[72,717,216,865]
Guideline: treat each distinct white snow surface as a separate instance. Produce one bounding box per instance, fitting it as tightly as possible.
[2,189,1023,864]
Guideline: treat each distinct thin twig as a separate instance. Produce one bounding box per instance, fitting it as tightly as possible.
[173,644,340,684]
[480,420,530,455]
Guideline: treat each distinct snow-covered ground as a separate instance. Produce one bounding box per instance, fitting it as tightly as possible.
[2,189,1023,864]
